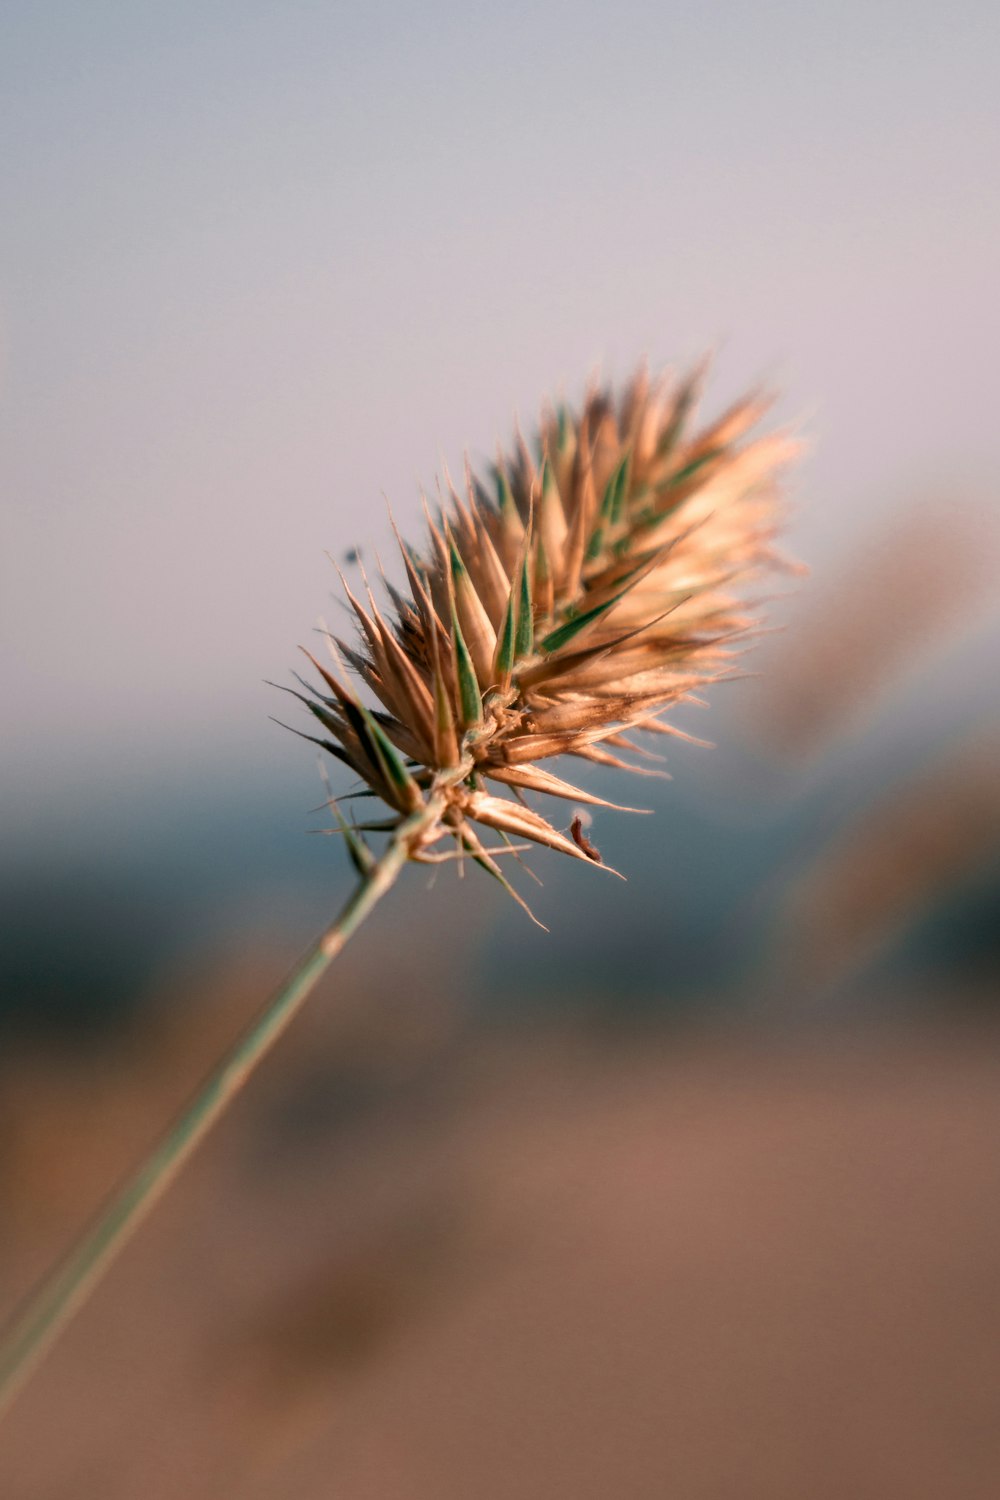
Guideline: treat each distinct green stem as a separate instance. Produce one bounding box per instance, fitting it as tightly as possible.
[0,804,434,1421]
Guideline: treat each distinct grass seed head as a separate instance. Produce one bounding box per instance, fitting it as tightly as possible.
[295,360,799,887]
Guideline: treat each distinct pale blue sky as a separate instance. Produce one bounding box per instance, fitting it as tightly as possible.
[3,0,999,827]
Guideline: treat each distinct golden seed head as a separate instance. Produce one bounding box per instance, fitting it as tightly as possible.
[290,360,799,900]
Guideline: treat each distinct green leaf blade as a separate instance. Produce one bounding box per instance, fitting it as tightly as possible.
[451,605,484,728]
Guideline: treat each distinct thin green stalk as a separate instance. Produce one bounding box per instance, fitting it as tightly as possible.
[0,801,437,1421]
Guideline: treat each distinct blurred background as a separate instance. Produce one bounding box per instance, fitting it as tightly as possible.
[2,2,1000,1495]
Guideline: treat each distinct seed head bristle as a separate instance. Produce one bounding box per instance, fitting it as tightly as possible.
[294,360,799,894]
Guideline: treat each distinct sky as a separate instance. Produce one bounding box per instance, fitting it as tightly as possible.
[3,0,1000,838]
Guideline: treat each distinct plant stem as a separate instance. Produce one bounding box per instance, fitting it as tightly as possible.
[0,803,434,1421]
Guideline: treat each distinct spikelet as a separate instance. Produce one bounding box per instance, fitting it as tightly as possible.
[292,361,799,893]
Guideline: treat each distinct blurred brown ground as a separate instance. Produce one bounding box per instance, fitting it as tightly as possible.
[1,950,999,1500]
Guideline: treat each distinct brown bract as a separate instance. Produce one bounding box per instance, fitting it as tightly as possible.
[288,362,799,906]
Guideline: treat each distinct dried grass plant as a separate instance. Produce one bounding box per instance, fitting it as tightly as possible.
[0,359,798,1416]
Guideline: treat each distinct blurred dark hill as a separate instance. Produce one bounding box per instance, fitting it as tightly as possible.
[3,712,999,1038]
[5,494,1000,1037]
